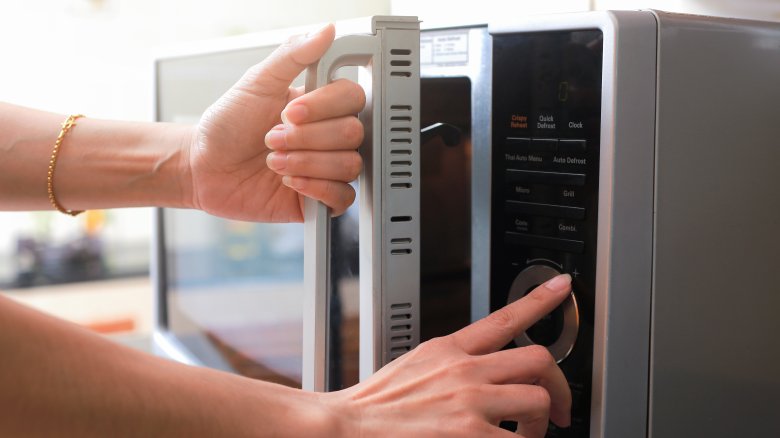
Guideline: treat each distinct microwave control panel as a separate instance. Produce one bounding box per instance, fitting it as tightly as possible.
[491,29,603,437]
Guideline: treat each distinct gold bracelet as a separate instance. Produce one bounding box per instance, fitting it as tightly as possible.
[47,114,85,216]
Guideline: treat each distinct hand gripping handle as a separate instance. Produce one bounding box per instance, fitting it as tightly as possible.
[302,16,420,392]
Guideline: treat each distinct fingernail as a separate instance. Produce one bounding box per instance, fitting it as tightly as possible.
[265,125,287,149]
[266,152,287,171]
[282,104,308,124]
[282,175,303,190]
[544,274,572,293]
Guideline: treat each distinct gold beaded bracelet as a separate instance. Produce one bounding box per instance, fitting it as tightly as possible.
[47,114,85,216]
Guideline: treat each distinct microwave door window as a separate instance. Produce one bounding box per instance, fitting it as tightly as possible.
[164,209,305,387]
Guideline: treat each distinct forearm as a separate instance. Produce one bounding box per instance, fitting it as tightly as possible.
[0,102,194,211]
[0,295,339,437]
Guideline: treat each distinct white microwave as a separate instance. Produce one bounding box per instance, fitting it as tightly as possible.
[152,10,780,437]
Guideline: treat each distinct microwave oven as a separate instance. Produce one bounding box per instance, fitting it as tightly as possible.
[152,10,780,438]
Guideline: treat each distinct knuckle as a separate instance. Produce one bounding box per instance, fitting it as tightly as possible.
[342,117,364,146]
[323,179,337,199]
[242,62,265,82]
[523,344,555,365]
[339,184,356,211]
[333,79,366,109]
[526,385,552,411]
[453,386,474,405]
[287,152,310,171]
[345,183,356,201]
[413,338,438,356]
[454,414,484,433]
[448,356,476,377]
[347,81,367,109]
[284,126,302,148]
[416,336,450,356]
[348,152,363,179]
[277,36,299,56]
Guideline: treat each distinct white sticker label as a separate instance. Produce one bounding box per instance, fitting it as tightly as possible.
[421,31,469,66]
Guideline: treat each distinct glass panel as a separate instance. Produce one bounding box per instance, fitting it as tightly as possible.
[419,77,472,341]
[326,195,360,390]
[164,209,305,385]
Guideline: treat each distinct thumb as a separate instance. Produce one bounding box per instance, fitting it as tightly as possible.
[247,24,336,95]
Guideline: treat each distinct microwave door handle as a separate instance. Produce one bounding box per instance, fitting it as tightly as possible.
[302,33,377,393]
[302,16,420,392]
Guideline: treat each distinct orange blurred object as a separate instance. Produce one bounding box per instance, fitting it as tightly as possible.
[85,317,135,334]
[83,210,106,236]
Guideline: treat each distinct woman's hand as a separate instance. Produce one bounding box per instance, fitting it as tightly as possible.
[188,24,365,222]
[326,274,574,438]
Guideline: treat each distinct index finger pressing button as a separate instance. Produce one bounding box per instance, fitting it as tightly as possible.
[506,265,579,363]
[449,273,572,355]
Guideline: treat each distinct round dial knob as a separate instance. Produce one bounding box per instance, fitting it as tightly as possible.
[506,264,579,363]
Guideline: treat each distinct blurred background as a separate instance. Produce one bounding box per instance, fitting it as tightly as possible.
[1,0,777,345]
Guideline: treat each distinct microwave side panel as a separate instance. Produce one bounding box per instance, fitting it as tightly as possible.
[649,12,780,438]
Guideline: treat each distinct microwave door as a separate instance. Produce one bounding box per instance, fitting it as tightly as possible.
[302,16,421,392]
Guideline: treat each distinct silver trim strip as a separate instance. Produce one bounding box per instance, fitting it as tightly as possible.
[469,27,493,322]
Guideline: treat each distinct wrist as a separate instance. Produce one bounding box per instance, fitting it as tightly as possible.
[242,380,348,438]
[311,391,351,438]
[316,390,361,438]
[53,118,197,211]
[176,124,197,210]
[149,122,198,210]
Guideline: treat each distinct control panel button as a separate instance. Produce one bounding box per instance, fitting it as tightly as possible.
[504,152,548,170]
[505,137,531,149]
[508,217,532,233]
[505,215,585,241]
[558,139,587,153]
[505,215,556,236]
[556,219,585,240]
[506,200,585,220]
[533,110,560,134]
[530,138,558,153]
[526,304,565,345]
[558,186,581,204]
[505,169,586,186]
[506,184,572,205]
[504,231,585,254]
[551,154,587,172]
[505,183,534,201]
[506,264,579,363]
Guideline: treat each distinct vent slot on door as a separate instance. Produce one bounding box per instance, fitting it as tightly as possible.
[389,302,414,360]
